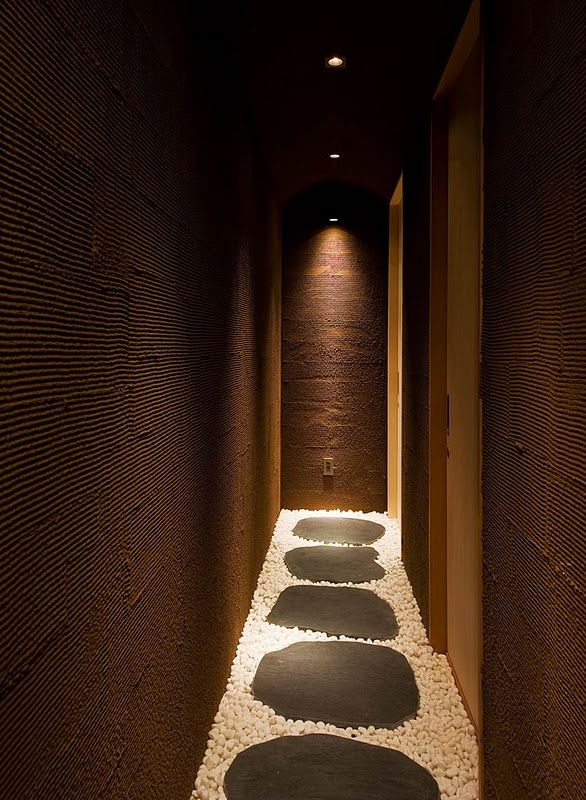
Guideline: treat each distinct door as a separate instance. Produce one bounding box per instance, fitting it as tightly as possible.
[445,40,482,729]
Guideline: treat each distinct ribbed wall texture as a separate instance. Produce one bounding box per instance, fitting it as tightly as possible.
[401,132,431,631]
[281,187,388,512]
[482,1,585,797]
[0,2,280,799]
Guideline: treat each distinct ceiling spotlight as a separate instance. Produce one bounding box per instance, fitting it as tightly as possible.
[329,218,339,222]
[329,153,340,159]
[326,55,346,68]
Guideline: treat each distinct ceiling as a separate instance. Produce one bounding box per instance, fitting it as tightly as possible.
[235,0,471,202]
[183,0,471,203]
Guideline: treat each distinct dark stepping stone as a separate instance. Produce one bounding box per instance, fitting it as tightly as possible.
[267,585,398,640]
[284,546,385,584]
[252,641,419,729]
[224,734,439,800]
[294,516,385,545]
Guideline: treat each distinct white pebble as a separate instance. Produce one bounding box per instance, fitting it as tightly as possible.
[191,510,478,800]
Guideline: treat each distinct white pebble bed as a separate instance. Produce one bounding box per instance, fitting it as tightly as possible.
[191,509,479,800]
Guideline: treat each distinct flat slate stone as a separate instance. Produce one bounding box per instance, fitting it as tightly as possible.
[284,545,385,583]
[294,516,385,545]
[267,585,399,640]
[252,641,419,729]
[224,734,439,800]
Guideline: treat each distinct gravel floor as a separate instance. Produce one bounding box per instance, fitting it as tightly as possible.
[191,509,479,800]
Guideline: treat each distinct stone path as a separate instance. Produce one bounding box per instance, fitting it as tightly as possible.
[192,510,479,800]
[252,640,419,729]
[267,584,398,639]
[285,544,385,583]
[293,516,385,545]
[224,734,441,800]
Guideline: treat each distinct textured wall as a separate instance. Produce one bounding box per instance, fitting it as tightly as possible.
[281,186,388,512]
[401,131,431,631]
[482,0,585,797]
[0,1,280,799]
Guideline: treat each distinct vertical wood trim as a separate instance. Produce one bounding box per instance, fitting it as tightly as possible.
[428,104,449,653]
[396,192,403,529]
[389,178,403,521]
[445,38,483,731]
[388,206,399,516]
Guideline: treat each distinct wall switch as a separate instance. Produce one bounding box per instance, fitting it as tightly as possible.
[323,457,334,476]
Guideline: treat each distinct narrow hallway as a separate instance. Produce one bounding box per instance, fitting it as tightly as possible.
[194,511,478,800]
[2,0,584,798]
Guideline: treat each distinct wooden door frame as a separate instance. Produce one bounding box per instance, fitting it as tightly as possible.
[429,101,449,653]
[428,0,482,721]
[388,177,403,521]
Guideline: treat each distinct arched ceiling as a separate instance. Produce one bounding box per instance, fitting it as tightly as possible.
[234,0,472,202]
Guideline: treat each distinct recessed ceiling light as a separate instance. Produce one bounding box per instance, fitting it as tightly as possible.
[329,218,339,222]
[326,55,345,68]
[329,153,340,159]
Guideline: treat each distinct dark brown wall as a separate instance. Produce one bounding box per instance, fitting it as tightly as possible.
[482,0,585,797]
[401,131,431,631]
[281,186,388,512]
[0,1,280,799]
